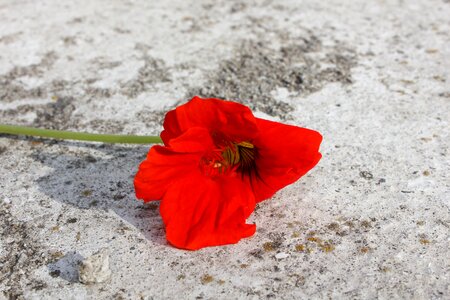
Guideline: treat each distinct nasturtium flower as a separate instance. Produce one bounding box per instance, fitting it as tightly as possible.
[134,96,322,250]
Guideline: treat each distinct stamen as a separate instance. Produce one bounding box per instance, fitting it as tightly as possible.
[200,140,258,178]
[222,141,257,177]
[237,141,254,149]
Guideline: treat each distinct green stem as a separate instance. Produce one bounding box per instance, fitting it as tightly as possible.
[0,124,163,144]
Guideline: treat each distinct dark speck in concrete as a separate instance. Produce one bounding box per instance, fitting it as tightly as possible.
[360,171,374,180]
[66,218,78,224]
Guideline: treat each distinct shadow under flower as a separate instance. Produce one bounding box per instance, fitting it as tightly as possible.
[29,139,167,247]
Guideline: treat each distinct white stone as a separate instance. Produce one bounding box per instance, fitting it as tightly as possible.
[78,249,111,284]
[275,252,290,260]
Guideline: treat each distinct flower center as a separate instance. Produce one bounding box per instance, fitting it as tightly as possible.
[199,141,257,177]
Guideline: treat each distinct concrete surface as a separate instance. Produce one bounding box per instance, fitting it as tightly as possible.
[0,0,449,299]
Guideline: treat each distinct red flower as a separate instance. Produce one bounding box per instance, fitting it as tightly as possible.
[134,97,322,250]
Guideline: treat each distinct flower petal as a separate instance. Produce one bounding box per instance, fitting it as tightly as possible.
[134,127,214,202]
[250,118,323,202]
[160,173,256,250]
[161,96,258,145]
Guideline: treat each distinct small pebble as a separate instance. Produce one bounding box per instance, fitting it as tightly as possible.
[79,248,111,284]
[275,252,289,260]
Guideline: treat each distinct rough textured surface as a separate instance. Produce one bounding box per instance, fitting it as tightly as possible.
[78,249,111,284]
[0,0,449,299]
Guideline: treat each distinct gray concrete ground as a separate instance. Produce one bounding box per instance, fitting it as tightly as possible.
[0,0,449,299]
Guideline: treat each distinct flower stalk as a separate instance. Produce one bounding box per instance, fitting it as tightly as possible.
[0,124,162,144]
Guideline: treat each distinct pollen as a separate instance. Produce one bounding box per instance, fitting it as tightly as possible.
[199,154,226,176]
